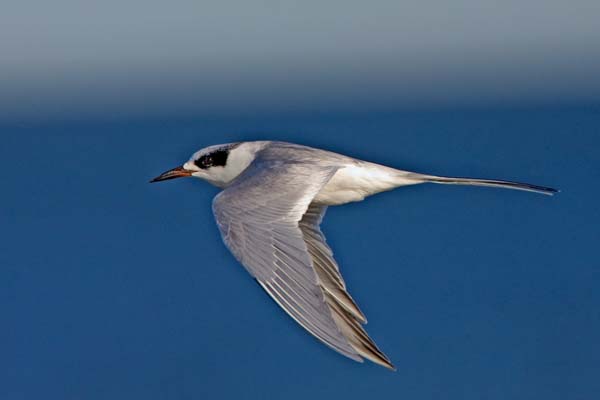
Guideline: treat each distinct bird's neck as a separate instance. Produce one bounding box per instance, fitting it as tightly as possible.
[208,141,267,188]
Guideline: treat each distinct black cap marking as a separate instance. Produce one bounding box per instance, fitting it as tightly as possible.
[194,149,229,169]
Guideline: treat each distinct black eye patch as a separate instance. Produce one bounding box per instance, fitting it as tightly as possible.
[194,149,229,169]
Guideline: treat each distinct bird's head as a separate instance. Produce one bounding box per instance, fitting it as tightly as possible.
[150,142,264,187]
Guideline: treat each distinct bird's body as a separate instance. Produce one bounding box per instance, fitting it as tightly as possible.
[151,140,556,370]
[203,141,415,204]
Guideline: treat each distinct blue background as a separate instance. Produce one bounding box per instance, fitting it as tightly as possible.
[2,108,599,399]
[2,0,600,398]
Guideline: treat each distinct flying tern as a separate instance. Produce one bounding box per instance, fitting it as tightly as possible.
[151,140,557,370]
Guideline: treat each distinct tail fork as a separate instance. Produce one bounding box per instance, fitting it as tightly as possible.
[415,174,558,195]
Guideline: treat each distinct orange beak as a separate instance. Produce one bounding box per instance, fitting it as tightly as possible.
[150,166,193,183]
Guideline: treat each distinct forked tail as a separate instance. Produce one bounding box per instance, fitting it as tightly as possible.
[413,174,558,195]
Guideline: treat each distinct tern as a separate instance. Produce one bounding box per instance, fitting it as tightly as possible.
[151,140,556,370]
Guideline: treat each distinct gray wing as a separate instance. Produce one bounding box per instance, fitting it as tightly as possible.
[300,204,394,369]
[213,160,360,360]
[212,159,393,368]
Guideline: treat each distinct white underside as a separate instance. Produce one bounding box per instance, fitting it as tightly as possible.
[313,163,422,205]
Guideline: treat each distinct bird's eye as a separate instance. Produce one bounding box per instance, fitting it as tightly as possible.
[194,155,213,169]
[193,149,228,169]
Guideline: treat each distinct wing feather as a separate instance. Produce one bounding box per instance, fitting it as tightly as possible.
[213,160,361,359]
[300,204,395,370]
[212,156,394,369]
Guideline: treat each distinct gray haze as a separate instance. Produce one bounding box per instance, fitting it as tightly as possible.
[2,0,599,119]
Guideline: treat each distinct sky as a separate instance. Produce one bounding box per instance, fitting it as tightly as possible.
[2,1,600,399]
[2,109,599,399]
[1,0,600,120]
